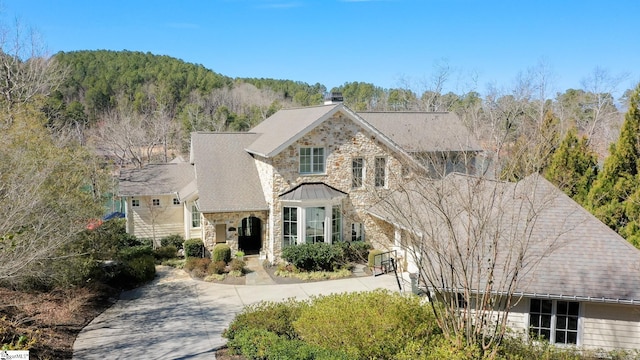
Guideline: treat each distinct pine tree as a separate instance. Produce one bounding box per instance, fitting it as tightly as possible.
[587,83,640,247]
[544,129,598,206]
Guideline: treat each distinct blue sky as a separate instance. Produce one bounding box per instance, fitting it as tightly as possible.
[3,0,639,97]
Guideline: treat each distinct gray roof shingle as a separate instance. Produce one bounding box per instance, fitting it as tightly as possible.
[357,111,482,152]
[119,160,195,199]
[191,132,268,212]
[367,173,640,303]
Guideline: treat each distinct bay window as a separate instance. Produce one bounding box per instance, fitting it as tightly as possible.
[282,203,342,247]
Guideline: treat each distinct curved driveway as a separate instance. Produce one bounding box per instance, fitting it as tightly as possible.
[72,266,404,360]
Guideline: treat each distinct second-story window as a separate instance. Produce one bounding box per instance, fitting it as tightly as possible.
[352,157,364,188]
[152,198,160,206]
[300,147,325,174]
[375,157,387,187]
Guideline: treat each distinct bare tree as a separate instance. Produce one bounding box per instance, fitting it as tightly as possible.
[370,171,576,357]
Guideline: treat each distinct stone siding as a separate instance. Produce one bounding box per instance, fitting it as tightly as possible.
[202,211,268,254]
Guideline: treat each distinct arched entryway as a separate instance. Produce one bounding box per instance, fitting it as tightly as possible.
[238,216,261,255]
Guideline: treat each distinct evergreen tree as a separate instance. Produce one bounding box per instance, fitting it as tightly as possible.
[587,83,640,247]
[544,129,598,206]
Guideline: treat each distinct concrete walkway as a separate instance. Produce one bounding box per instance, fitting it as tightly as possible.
[72,263,406,360]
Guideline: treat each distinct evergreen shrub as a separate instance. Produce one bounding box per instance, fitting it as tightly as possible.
[213,243,231,263]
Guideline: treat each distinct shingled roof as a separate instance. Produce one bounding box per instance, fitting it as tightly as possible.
[357,111,482,153]
[190,132,267,213]
[119,160,195,199]
[367,173,640,304]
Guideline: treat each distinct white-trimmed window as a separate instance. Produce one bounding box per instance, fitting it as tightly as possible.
[300,147,325,174]
[375,157,387,187]
[283,207,298,248]
[352,157,364,188]
[332,205,342,242]
[132,199,140,207]
[191,205,201,228]
[351,222,365,242]
[282,203,342,247]
[529,299,579,345]
[152,198,160,206]
[173,198,180,205]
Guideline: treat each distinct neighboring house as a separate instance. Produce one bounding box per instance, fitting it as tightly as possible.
[367,173,640,351]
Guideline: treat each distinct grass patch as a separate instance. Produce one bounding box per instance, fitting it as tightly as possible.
[161,258,186,268]
[275,268,352,281]
[204,274,226,282]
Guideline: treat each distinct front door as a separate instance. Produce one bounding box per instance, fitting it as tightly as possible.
[238,216,261,254]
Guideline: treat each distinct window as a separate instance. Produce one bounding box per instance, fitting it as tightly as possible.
[191,205,201,228]
[351,222,365,242]
[173,198,180,205]
[375,157,387,187]
[152,198,160,206]
[300,147,325,174]
[332,205,342,242]
[305,207,325,243]
[529,299,579,344]
[132,199,140,207]
[352,157,364,188]
[283,207,298,247]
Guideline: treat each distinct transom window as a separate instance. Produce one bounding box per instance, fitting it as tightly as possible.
[300,147,325,174]
[529,299,579,345]
[352,157,364,188]
[375,157,387,187]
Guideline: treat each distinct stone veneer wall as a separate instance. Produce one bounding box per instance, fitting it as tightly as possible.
[262,112,406,260]
[202,210,268,254]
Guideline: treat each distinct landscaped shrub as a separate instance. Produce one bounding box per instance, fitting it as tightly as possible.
[368,249,384,267]
[281,242,344,271]
[160,234,185,249]
[212,243,231,263]
[229,258,245,272]
[223,299,308,341]
[208,260,227,275]
[153,245,177,260]
[107,254,156,289]
[185,257,211,278]
[292,290,438,359]
[335,241,372,263]
[227,328,350,360]
[183,239,204,258]
[117,245,153,261]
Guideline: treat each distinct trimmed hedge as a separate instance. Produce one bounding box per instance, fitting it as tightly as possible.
[160,234,185,249]
[213,243,231,263]
[183,239,204,258]
[153,245,177,260]
[281,242,344,271]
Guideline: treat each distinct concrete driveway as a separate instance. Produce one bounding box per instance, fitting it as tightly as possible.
[72,266,404,360]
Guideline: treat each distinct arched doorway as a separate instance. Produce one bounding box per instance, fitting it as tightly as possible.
[238,216,261,255]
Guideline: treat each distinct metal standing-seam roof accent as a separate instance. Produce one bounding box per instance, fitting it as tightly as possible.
[357,111,483,153]
[279,182,348,202]
[191,132,268,213]
[366,173,640,303]
[118,161,195,198]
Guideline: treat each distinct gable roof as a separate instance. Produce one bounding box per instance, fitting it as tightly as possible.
[367,173,640,304]
[119,160,195,199]
[357,111,482,153]
[190,132,268,213]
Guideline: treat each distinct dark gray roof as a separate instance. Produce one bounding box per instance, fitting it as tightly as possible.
[357,112,482,153]
[191,132,268,213]
[367,173,640,303]
[246,104,342,157]
[119,161,195,198]
[279,182,347,202]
